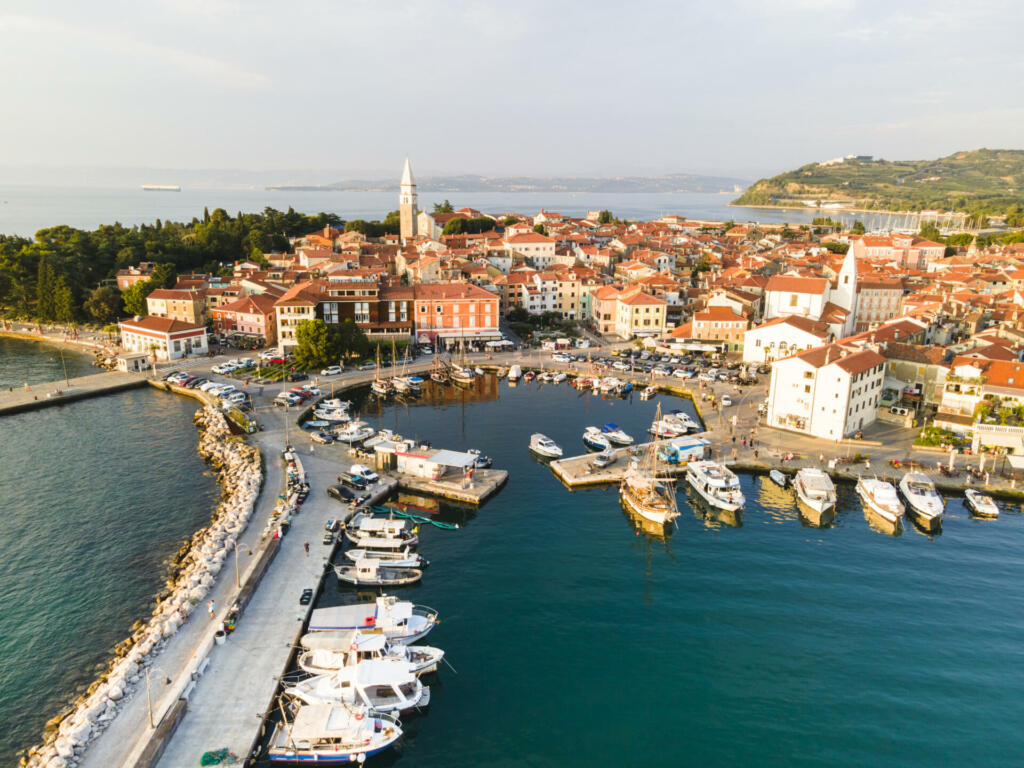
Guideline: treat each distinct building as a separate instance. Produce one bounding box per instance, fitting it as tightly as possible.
[412,283,500,347]
[145,288,207,325]
[211,294,278,346]
[850,234,945,270]
[690,306,750,353]
[119,316,208,361]
[855,277,904,331]
[115,262,154,291]
[743,315,831,364]
[504,233,556,269]
[613,286,668,339]
[399,157,418,243]
[766,342,887,439]
[763,249,858,337]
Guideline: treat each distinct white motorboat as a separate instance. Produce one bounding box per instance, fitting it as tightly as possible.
[345,547,425,569]
[768,469,788,488]
[347,533,420,551]
[552,372,567,383]
[320,398,352,410]
[508,364,522,381]
[392,376,412,393]
[582,427,612,451]
[285,658,430,713]
[793,467,837,525]
[335,420,375,443]
[640,385,658,400]
[686,460,745,511]
[406,376,424,391]
[601,423,634,445]
[620,463,679,526]
[530,433,563,458]
[965,488,999,518]
[313,407,350,423]
[856,477,904,533]
[308,595,439,643]
[335,558,423,587]
[474,366,485,376]
[344,513,417,546]
[467,448,493,468]
[298,630,444,677]
[898,472,944,532]
[649,419,684,438]
[267,703,401,764]
[666,410,701,432]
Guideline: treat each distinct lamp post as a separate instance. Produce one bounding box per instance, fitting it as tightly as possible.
[145,667,171,728]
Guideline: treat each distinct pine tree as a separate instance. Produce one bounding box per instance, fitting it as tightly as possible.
[36,257,56,320]
[53,274,75,322]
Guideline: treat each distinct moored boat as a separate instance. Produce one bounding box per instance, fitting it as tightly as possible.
[298,629,444,677]
[619,463,679,526]
[793,467,837,526]
[507,364,522,381]
[267,703,401,763]
[666,409,701,432]
[965,488,999,518]
[649,419,684,438]
[601,423,634,445]
[582,426,612,451]
[898,472,944,532]
[335,420,375,443]
[685,460,744,511]
[344,547,425,569]
[856,477,904,533]
[529,433,563,458]
[285,659,430,713]
[335,558,423,587]
[768,469,788,488]
[308,595,438,643]
[640,384,658,400]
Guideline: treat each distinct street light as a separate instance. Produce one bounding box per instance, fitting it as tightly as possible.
[231,539,253,589]
[145,666,171,728]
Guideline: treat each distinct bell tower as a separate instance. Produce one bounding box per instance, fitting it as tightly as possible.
[399,156,418,243]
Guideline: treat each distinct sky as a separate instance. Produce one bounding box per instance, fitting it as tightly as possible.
[1,0,1022,182]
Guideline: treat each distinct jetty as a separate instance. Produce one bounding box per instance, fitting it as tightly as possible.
[0,370,147,416]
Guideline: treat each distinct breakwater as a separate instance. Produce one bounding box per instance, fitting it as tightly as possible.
[21,406,262,768]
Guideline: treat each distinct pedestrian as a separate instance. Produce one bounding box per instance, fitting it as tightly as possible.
[819,453,824,465]
[742,437,747,448]
[208,600,216,618]
[865,459,870,470]
[310,444,315,454]
[754,449,759,460]
[304,541,310,557]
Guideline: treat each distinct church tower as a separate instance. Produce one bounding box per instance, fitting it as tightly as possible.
[834,247,858,335]
[399,156,418,243]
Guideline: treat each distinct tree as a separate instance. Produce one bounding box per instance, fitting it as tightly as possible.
[508,306,530,323]
[533,223,548,236]
[335,319,370,359]
[597,210,614,224]
[851,220,866,235]
[53,274,76,322]
[442,218,466,236]
[293,319,341,370]
[823,241,850,254]
[432,200,454,214]
[122,279,156,316]
[919,221,943,243]
[503,216,518,226]
[36,256,57,320]
[149,262,177,288]
[83,285,121,323]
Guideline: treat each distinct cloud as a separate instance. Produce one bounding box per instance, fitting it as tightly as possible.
[0,13,269,91]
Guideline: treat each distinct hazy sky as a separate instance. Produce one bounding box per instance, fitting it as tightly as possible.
[1,0,1022,180]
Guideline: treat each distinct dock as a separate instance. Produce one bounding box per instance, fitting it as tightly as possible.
[549,442,687,488]
[0,370,147,416]
[395,467,508,504]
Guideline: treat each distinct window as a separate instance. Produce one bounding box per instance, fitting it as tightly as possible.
[789,295,798,307]
[388,301,396,322]
[323,302,339,324]
[355,302,369,323]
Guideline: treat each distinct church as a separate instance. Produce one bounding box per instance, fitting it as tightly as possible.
[762,248,858,339]
[399,156,418,243]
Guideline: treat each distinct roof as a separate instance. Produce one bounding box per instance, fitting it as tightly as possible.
[752,315,829,337]
[694,306,747,323]
[119,316,205,334]
[147,288,202,301]
[413,283,498,301]
[765,276,830,295]
[213,294,277,315]
[505,233,555,244]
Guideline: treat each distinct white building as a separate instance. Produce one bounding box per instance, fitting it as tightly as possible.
[763,249,858,337]
[119,316,208,361]
[766,342,887,439]
[504,232,556,269]
[743,315,831,364]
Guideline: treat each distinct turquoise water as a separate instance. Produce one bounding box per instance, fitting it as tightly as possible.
[0,344,220,764]
[0,336,96,388]
[293,379,1024,767]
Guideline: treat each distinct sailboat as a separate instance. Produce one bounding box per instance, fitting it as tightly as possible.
[392,344,420,394]
[370,346,392,397]
[429,345,449,384]
[619,405,680,527]
[450,339,475,386]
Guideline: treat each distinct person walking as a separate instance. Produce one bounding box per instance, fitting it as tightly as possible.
[304,541,310,557]
[208,600,216,619]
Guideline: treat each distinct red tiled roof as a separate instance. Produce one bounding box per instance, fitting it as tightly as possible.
[766,275,830,295]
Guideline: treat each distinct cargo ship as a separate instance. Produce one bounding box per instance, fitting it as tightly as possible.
[141,184,181,192]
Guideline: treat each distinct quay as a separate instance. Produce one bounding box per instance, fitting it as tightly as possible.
[394,467,507,504]
[0,370,147,416]
[550,442,687,488]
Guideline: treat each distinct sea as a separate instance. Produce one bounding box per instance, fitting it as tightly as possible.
[0,340,220,765]
[0,185,888,238]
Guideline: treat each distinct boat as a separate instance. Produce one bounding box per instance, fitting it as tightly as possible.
[793,467,837,525]
[474,366,485,376]
[582,426,612,451]
[266,703,401,764]
[344,547,425,569]
[686,460,745,511]
[649,419,684,438]
[141,184,180,191]
[640,385,658,400]
[523,370,535,382]
[344,512,417,546]
[320,398,352,410]
[496,367,508,378]
[370,379,393,397]
[298,630,444,677]
[430,370,449,384]
[406,376,424,390]
[965,488,999,518]
[601,423,634,445]
[313,407,350,423]
[619,464,679,527]
[467,448,493,469]
[856,477,904,533]
[346,533,420,551]
[768,469,788,487]
[666,410,701,432]
[507,364,522,381]
[285,658,430,713]
[336,559,423,587]
[451,366,475,385]
[529,433,563,458]
[898,472,944,532]
[335,420,375,443]
[304,419,331,430]
[552,372,567,383]
[308,595,439,643]
[392,376,412,393]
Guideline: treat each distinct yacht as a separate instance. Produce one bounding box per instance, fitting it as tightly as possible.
[582,427,612,451]
[267,703,401,764]
[344,547,425,569]
[298,630,444,677]
[507,364,522,381]
[285,659,430,713]
[336,558,423,587]
[601,423,634,445]
[529,433,563,458]
[793,468,838,526]
[335,420,375,443]
[686,460,745,511]
[666,410,701,432]
[619,463,679,526]
[308,595,439,643]
[898,472,944,532]
[965,488,999,518]
[856,477,904,533]
[649,419,685,438]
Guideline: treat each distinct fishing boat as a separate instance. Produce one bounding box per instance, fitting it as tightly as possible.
[467,448,493,468]
[686,460,745,511]
[793,467,837,525]
[308,595,439,643]
[640,384,658,400]
[347,533,420,551]
[344,547,425,569]
[529,433,563,458]
[768,469,788,487]
[266,703,401,764]
[344,512,417,546]
[601,423,634,445]
[898,472,944,532]
[320,398,352,410]
[313,406,350,423]
[430,370,449,384]
[619,464,679,527]
[856,477,904,533]
[285,659,430,713]
[965,488,999,518]
[507,364,522,381]
[298,630,444,677]
[335,420,375,443]
[582,426,612,451]
[335,559,423,587]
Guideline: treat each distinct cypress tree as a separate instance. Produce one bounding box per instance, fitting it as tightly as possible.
[36,257,56,320]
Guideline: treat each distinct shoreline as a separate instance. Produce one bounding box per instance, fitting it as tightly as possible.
[725,201,970,217]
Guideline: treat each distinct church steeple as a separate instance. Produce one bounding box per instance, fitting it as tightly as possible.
[834,246,858,335]
[399,156,418,243]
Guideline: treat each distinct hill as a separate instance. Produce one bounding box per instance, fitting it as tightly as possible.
[733,149,1024,224]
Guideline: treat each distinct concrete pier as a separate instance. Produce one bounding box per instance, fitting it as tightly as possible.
[0,370,147,416]
[395,467,508,504]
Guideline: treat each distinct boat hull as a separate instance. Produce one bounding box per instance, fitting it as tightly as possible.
[268,742,394,763]
[686,468,743,512]
[856,482,903,534]
[903,502,943,533]
[796,495,836,527]
[620,488,675,526]
[965,492,999,518]
[336,567,423,586]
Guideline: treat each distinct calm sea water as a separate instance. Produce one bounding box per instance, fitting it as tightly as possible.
[273,378,1024,767]
[0,344,220,765]
[0,336,97,389]
[0,185,885,238]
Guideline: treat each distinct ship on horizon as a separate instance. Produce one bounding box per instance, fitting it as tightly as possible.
[141,184,181,192]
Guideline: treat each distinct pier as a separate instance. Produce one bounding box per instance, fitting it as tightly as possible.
[0,370,147,416]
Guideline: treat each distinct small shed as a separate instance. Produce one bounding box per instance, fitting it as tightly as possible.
[396,448,476,480]
[116,352,150,373]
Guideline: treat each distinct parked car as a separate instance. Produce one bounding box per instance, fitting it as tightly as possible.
[299,588,313,606]
[285,372,308,382]
[721,395,733,406]
[652,366,669,377]
[327,484,363,504]
[357,361,376,371]
[350,463,379,483]
[697,372,714,382]
[320,365,344,376]
[337,472,368,491]
[185,377,209,389]
[310,431,334,444]
[161,370,185,381]
[222,391,247,405]
[673,369,694,379]
[274,393,302,407]
[302,386,322,397]
[551,353,571,363]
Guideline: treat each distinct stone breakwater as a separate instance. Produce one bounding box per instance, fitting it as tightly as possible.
[22,405,262,768]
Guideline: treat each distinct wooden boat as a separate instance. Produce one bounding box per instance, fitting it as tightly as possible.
[335,559,423,586]
[267,704,401,764]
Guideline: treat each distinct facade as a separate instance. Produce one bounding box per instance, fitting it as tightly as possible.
[115,262,154,291]
[614,287,668,339]
[690,306,750,353]
[850,234,945,270]
[763,250,858,337]
[399,157,418,243]
[766,342,887,439]
[211,294,278,346]
[146,288,207,325]
[504,233,556,269]
[412,283,500,346]
[119,316,208,361]
[855,278,904,331]
[743,315,831,363]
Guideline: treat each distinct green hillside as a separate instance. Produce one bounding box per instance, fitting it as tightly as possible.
[733,149,1024,224]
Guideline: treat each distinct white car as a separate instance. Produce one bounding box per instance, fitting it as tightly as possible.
[259,349,279,360]
[236,358,254,369]
[166,372,190,383]
[349,463,380,483]
[320,365,344,376]
[673,369,694,379]
[551,353,571,363]
[652,366,669,377]
[612,361,629,371]
[697,372,714,382]
[198,380,222,392]
[209,384,236,397]
[302,386,322,397]
[275,393,301,407]
[212,363,237,374]
[222,391,247,405]
[721,395,733,406]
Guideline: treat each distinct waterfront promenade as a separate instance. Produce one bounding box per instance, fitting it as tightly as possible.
[0,369,147,415]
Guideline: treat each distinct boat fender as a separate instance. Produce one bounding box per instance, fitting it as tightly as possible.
[354,711,365,721]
